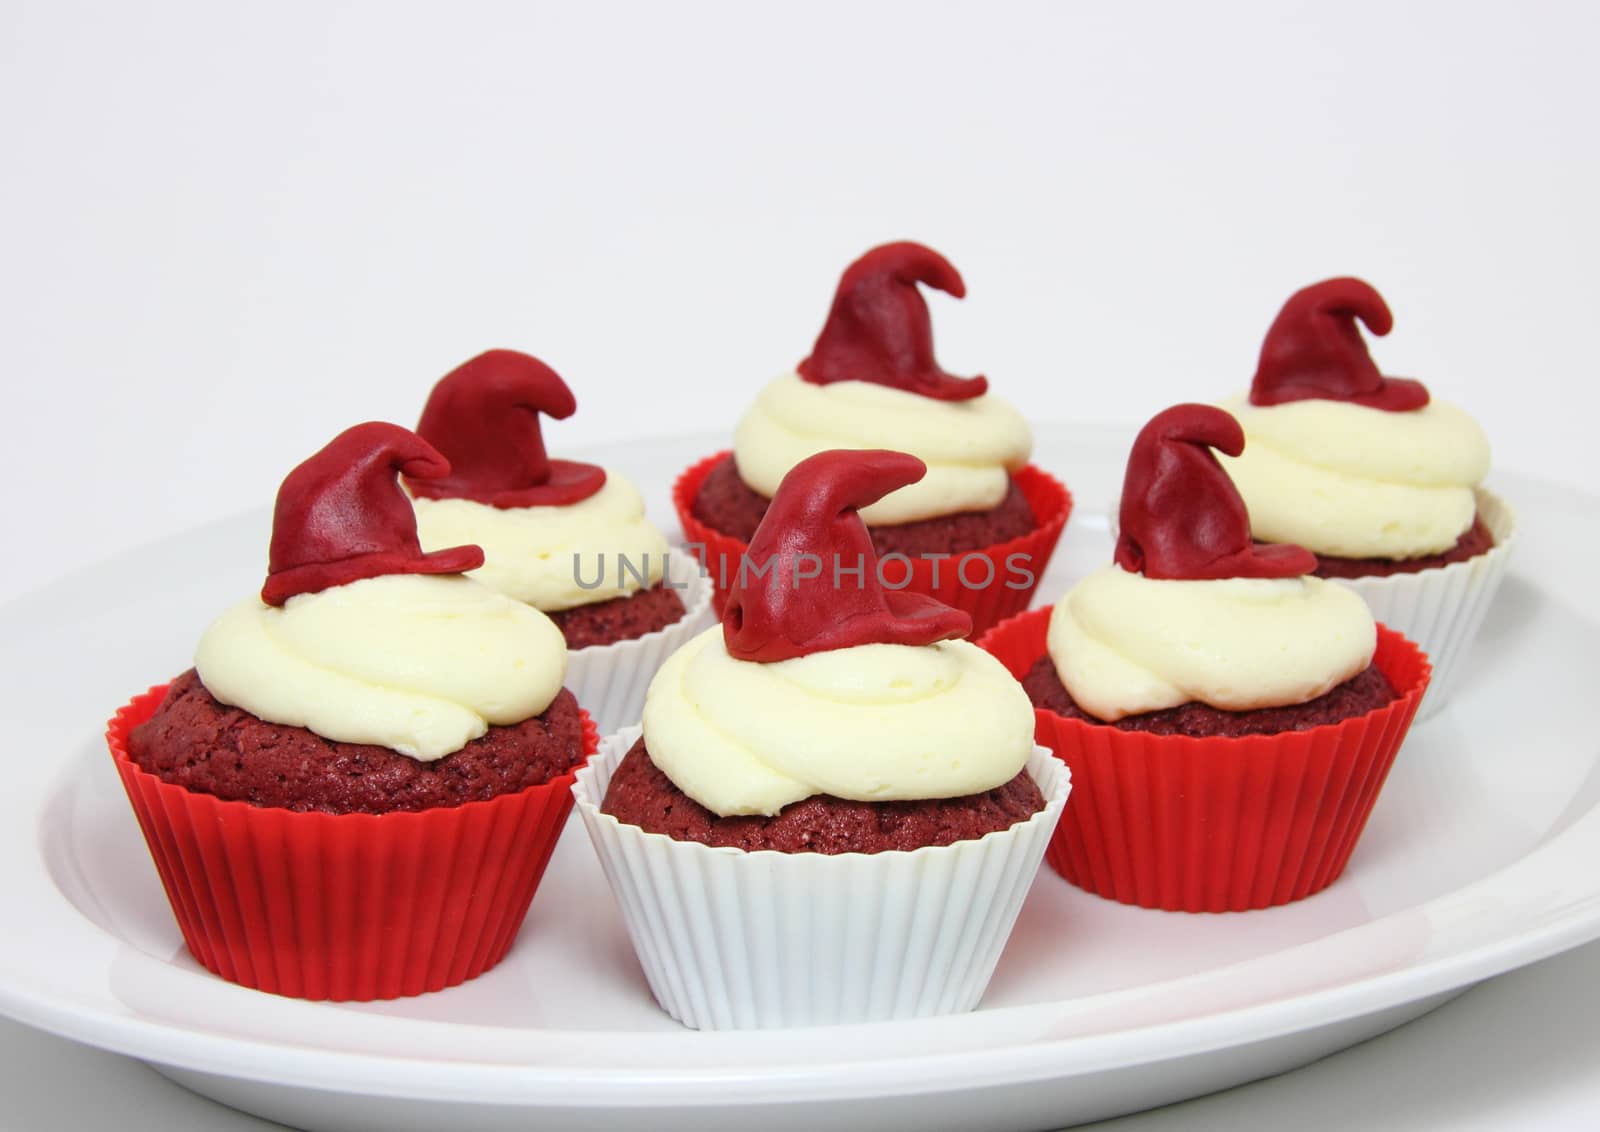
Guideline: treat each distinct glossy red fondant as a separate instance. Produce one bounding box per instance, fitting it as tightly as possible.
[1115,404,1316,581]
[409,349,606,508]
[1250,277,1429,411]
[797,242,987,402]
[721,449,973,662]
[262,422,483,607]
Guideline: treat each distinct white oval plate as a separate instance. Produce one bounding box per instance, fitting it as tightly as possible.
[0,424,1594,1132]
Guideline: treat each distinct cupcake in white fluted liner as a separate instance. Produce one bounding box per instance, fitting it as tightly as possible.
[1216,278,1515,719]
[573,449,1070,1030]
[407,350,713,735]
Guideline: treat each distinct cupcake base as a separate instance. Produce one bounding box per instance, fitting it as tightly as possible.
[108,687,599,1001]
[129,672,586,813]
[980,608,1430,913]
[1311,513,1496,579]
[600,735,1045,853]
[573,726,1071,1030]
[545,584,686,650]
[1020,656,1397,738]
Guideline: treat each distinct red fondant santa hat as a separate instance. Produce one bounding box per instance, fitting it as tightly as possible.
[797,241,988,402]
[262,422,484,606]
[1250,277,1429,411]
[721,449,973,662]
[408,349,606,508]
[1116,404,1317,581]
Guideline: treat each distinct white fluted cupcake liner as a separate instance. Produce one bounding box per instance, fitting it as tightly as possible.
[1338,488,1516,721]
[572,727,1071,1030]
[563,549,716,736]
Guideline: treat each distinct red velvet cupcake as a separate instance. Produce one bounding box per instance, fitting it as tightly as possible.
[107,422,597,1001]
[576,449,1071,1029]
[406,349,714,733]
[980,405,1430,913]
[1216,278,1514,717]
[673,241,1070,635]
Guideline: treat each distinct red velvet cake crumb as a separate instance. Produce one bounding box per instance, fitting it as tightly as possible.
[690,453,1037,556]
[1309,514,1495,579]
[1021,654,1396,737]
[544,584,686,650]
[601,736,1044,854]
[129,670,586,814]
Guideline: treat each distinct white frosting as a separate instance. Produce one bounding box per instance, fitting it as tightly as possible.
[1046,565,1376,721]
[732,373,1032,525]
[195,574,568,761]
[1218,394,1491,559]
[640,627,1035,817]
[412,471,670,611]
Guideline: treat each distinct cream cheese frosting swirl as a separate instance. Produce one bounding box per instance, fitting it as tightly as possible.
[641,627,1035,817]
[1217,394,1491,559]
[1047,565,1376,721]
[196,573,568,761]
[412,470,669,611]
[732,373,1032,525]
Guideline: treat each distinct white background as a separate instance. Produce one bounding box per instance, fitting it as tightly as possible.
[3,0,1598,599]
[3,1,1600,1127]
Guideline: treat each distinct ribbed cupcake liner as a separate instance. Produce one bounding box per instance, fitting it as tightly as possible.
[106,687,599,1001]
[1337,488,1515,721]
[562,548,717,736]
[672,452,1073,636]
[572,728,1071,1030]
[978,608,1430,913]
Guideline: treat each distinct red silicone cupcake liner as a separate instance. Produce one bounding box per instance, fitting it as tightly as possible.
[673,451,1072,636]
[978,608,1431,913]
[106,686,598,1001]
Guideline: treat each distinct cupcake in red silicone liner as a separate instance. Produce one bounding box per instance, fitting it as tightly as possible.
[408,349,714,734]
[106,423,598,1001]
[674,241,1071,635]
[576,448,1071,1029]
[979,404,1430,913]
[1215,278,1514,719]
